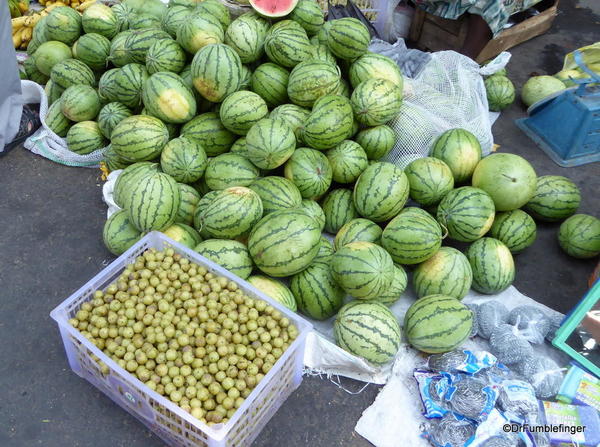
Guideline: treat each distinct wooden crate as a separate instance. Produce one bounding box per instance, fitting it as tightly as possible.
[409,0,560,63]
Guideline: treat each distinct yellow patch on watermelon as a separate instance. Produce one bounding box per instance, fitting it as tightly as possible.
[247,275,296,311]
[189,32,221,53]
[84,4,113,20]
[157,89,192,121]
[478,213,495,238]
[193,78,220,103]
[495,243,514,271]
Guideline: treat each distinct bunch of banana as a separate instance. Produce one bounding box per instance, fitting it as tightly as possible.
[39,0,96,9]
[9,0,30,18]
[11,3,61,50]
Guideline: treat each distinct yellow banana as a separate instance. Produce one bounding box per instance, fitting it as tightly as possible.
[22,27,32,42]
[77,0,96,11]
[11,16,28,28]
[71,1,81,8]
[30,13,42,26]
[13,29,23,48]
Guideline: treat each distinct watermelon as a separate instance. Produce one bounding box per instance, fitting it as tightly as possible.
[113,162,160,208]
[73,33,110,71]
[49,58,96,90]
[161,5,189,38]
[251,63,290,108]
[128,14,161,30]
[123,0,167,19]
[177,14,224,54]
[322,188,359,234]
[245,118,296,170]
[204,153,260,190]
[485,75,515,111]
[302,95,353,150]
[239,64,252,90]
[102,209,142,255]
[45,6,82,46]
[193,190,220,232]
[334,218,382,250]
[219,91,269,136]
[248,209,321,277]
[284,147,332,199]
[436,186,496,242]
[326,18,369,60]
[249,176,302,214]
[351,78,403,126]
[23,55,50,84]
[112,3,134,32]
[472,153,537,211]
[111,115,169,162]
[82,3,118,39]
[269,104,310,143]
[146,39,186,74]
[290,262,344,320]
[175,183,201,225]
[558,214,600,259]
[108,31,133,67]
[34,41,73,77]
[404,157,454,206]
[44,80,64,106]
[287,60,341,108]
[309,43,337,66]
[315,235,335,262]
[45,100,71,138]
[521,75,565,107]
[230,137,247,157]
[180,112,237,156]
[367,264,407,306]
[489,210,537,254]
[298,199,326,231]
[66,121,107,155]
[162,222,202,249]
[354,125,395,160]
[413,247,472,300]
[195,0,231,30]
[109,63,149,109]
[326,140,368,184]
[349,53,404,89]
[124,28,171,65]
[289,0,323,36]
[466,237,515,294]
[197,186,263,239]
[97,102,133,139]
[249,0,298,17]
[142,71,197,124]
[334,300,401,364]
[335,78,351,99]
[247,275,297,311]
[224,13,270,64]
[160,137,208,183]
[315,20,331,44]
[103,145,130,172]
[524,175,581,222]
[126,171,181,232]
[381,207,442,265]
[404,294,473,354]
[195,239,253,279]
[191,44,242,103]
[60,85,101,122]
[353,162,409,222]
[264,20,312,68]
[430,128,482,183]
[27,17,49,57]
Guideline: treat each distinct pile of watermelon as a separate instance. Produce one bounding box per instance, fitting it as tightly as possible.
[24,0,600,366]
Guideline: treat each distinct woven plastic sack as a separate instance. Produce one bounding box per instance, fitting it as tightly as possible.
[21,80,107,168]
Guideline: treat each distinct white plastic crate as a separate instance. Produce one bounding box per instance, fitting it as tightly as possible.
[50,232,312,447]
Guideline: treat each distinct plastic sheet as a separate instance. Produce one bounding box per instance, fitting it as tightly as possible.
[508,305,552,344]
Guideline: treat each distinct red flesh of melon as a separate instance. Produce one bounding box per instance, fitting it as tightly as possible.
[250,0,298,17]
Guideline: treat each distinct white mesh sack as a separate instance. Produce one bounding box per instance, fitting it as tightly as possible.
[22,80,107,168]
[384,51,510,170]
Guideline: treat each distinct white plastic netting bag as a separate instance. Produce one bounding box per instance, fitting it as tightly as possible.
[21,80,107,168]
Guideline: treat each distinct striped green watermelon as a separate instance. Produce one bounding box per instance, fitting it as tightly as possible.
[34,41,72,77]
[248,209,321,277]
[466,237,515,294]
[125,171,180,232]
[413,247,472,300]
[353,162,409,222]
[367,264,407,306]
[524,175,581,222]
[45,7,82,46]
[230,137,247,157]
[111,115,169,162]
[269,104,310,143]
[249,176,302,214]
[334,300,401,364]
[180,112,236,156]
[73,33,110,71]
[381,207,442,265]
[298,199,326,231]
[245,118,296,170]
[191,44,242,103]
[204,153,260,190]
[128,14,162,30]
[327,18,369,60]
[309,43,337,66]
[97,102,133,139]
[251,63,290,108]
[98,68,120,102]
[289,0,324,36]
[163,222,202,249]
[404,157,455,206]
[489,210,537,254]
[290,261,344,320]
[112,3,134,32]
[113,161,160,208]
[437,186,495,242]
[322,188,359,234]
[161,5,189,38]
[24,55,49,85]
[354,125,395,160]
[82,3,118,39]
[558,214,600,259]
[146,39,186,74]
[102,209,142,255]
[124,28,171,64]
[219,91,269,136]
[50,58,96,90]
[142,71,197,124]
[264,21,312,68]
[335,78,351,99]
[239,64,252,90]
[111,63,149,109]
[430,128,482,183]
[326,140,368,184]
[225,13,270,64]
[103,145,130,172]
[302,95,353,150]
[194,0,231,29]
[352,78,403,126]
[284,147,332,199]
[60,85,101,122]
[46,80,64,107]
[404,294,473,354]
[485,75,515,112]
[198,186,263,239]
[247,275,297,311]
[195,239,253,279]
[67,121,107,154]
[331,241,394,299]
[334,218,382,250]
[160,136,207,183]
[315,235,335,262]
[108,31,133,67]
[349,53,404,89]
[27,16,49,57]
[45,100,71,138]
[177,14,224,54]
[175,183,201,225]
[287,60,341,108]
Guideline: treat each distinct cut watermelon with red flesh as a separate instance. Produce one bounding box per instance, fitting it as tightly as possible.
[250,0,298,17]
